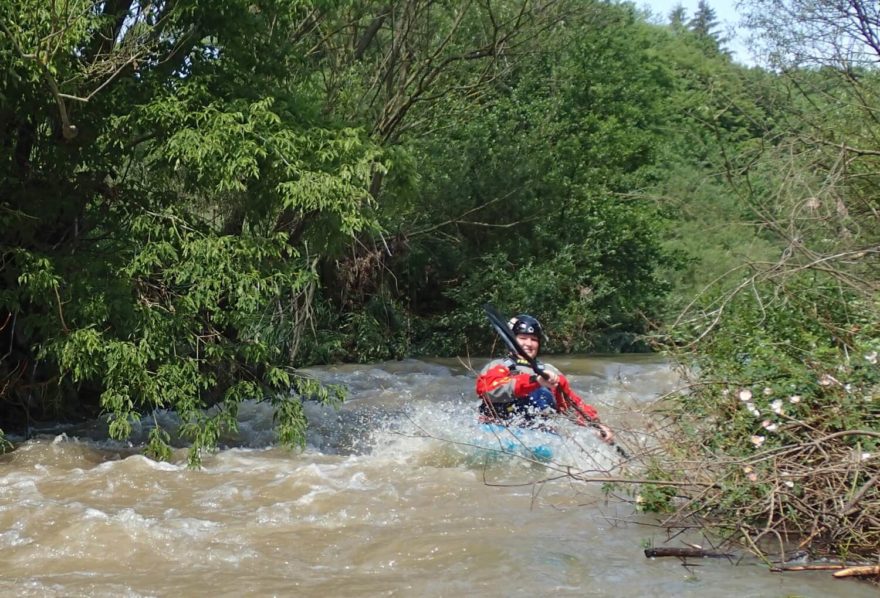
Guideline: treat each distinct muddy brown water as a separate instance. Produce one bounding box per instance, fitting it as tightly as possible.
[0,356,874,596]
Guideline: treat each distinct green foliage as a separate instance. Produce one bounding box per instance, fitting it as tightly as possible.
[640,27,790,318]
[382,3,681,354]
[636,482,678,513]
[341,295,411,362]
[0,0,378,461]
[146,425,173,462]
[678,275,879,445]
[658,272,880,556]
[45,208,345,464]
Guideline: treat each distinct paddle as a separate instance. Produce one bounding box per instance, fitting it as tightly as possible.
[483,303,630,459]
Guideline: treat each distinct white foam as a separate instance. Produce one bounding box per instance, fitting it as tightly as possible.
[82,508,109,520]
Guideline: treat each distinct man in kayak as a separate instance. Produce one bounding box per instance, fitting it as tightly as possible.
[476,314,615,444]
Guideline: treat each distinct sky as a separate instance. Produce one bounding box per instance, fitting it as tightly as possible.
[638,1,755,65]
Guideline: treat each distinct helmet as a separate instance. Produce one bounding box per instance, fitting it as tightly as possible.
[508,314,544,339]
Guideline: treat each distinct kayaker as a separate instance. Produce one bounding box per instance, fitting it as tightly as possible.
[476,314,615,444]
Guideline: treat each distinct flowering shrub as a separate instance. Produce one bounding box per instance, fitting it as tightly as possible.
[644,278,880,560]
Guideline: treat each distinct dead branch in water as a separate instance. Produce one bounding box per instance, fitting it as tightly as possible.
[644,546,734,559]
[833,565,880,578]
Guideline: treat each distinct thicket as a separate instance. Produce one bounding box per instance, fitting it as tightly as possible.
[631,0,880,564]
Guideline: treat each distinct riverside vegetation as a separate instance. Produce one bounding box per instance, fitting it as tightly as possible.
[1,0,878,565]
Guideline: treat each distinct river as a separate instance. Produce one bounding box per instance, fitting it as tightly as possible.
[0,355,874,597]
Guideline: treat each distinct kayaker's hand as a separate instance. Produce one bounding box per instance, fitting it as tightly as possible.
[594,423,615,445]
[538,369,559,388]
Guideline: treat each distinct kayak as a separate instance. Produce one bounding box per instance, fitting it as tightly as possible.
[471,423,557,462]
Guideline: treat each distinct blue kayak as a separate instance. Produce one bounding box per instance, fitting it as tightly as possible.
[471,423,557,461]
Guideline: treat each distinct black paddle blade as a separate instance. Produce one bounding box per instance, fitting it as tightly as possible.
[482,303,523,358]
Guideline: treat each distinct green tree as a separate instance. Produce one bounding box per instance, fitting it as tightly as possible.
[382,3,681,354]
[301,0,581,359]
[645,29,786,316]
[686,0,728,56]
[668,4,688,31]
[0,0,595,456]
[0,0,379,462]
[688,0,719,37]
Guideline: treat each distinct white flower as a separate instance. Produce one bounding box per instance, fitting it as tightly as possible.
[784,480,794,488]
[862,453,873,461]
[738,389,753,402]
[721,388,730,396]
[770,399,784,415]
[762,420,779,432]
[747,472,758,482]
[762,387,773,396]
[865,351,878,364]
[747,404,761,417]
[750,435,765,447]
[742,466,753,474]
[789,395,801,404]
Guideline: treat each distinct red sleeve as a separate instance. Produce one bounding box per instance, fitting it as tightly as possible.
[554,375,599,424]
[476,365,508,396]
[476,365,540,399]
[512,373,541,397]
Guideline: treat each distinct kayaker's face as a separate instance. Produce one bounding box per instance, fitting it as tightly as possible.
[516,333,540,359]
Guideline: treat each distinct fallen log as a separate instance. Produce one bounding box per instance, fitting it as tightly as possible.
[644,547,734,559]
[833,565,880,578]
[770,564,845,572]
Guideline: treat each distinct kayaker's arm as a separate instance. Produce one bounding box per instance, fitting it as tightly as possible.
[561,392,615,444]
[540,368,615,444]
[475,363,542,403]
[555,375,599,421]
